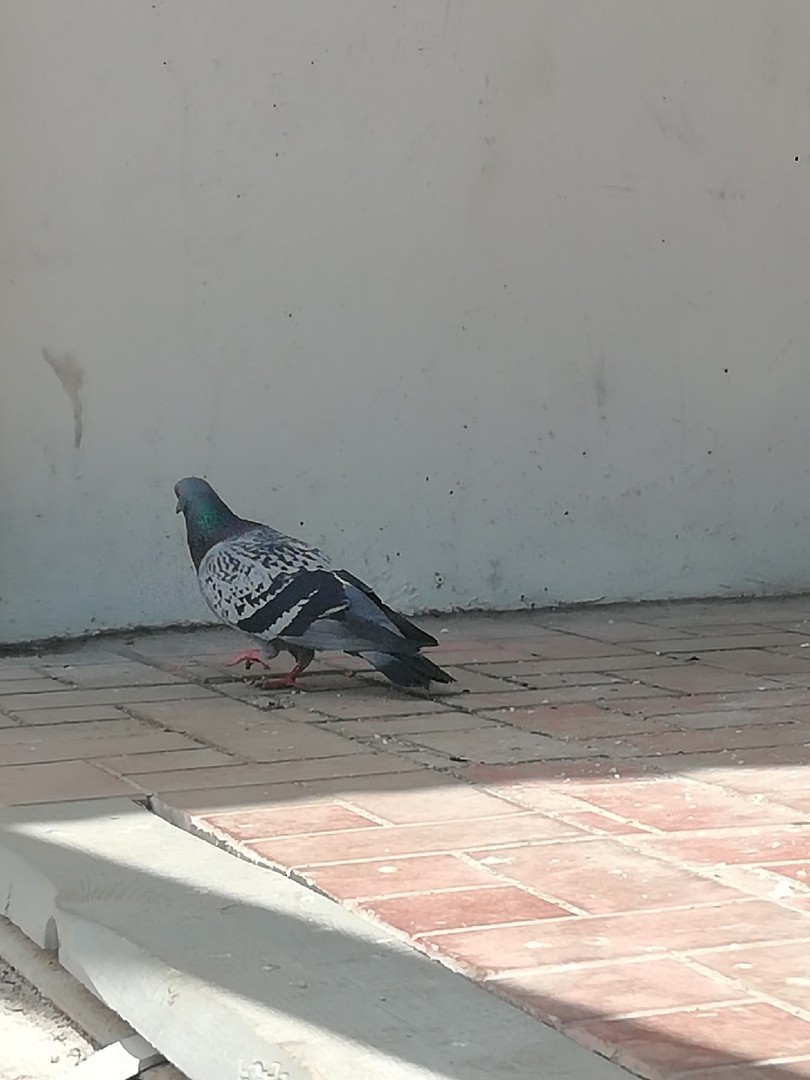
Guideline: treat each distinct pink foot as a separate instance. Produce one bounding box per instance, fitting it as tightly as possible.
[226,649,273,672]
[255,659,306,690]
[256,673,298,689]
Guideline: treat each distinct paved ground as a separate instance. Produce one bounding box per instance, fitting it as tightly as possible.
[0,959,93,1080]
[4,596,810,1078]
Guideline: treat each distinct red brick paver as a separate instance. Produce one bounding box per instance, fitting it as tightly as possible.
[6,597,810,1077]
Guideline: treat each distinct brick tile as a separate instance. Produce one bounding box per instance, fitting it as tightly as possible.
[776,640,810,658]
[638,825,810,866]
[774,673,810,690]
[125,697,256,729]
[496,709,653,742]
[124,628,240,657]
[231,705,338,725]
[567,1002,810,1076]
[616,666,784,695]
[142,764,287,792]
[360,885,569,936]
[600,694,730,717]
[525,636,644,661]
[515,684,679,711]
[0,718,150,743]
[465,683,669,712]
[764,862,810,885]
[495,704,640,739]
[546,619,694,643]
[129,697,365,759]
[422,900,810,974]
[559,778,801,832]
[641,689,810,714]
[0,731,204,765]
[188,719,362,762]
[7,705,132,725]
[468,838,743,914]
[298,853,499,900]
[695,940,810,1013]
[492,957,745,1026]
[699,649,810,676]
[616,722,810,757]
[154,783,311,814]
[32,648,128,665]
[148,751,419,793]
[512,672,629,691]
[201,802,380,840]
[437,668,526,693]
[682,1064,810,1080]
[667,602,810,624]
[475,653,681,677]
[636,707,808,731]
[451,689,585,711]
[0,678,68,694]
[635,745,810,777]
[459,759,645,787]
[396,747,465,769]
[475,780,627,816]
[0,684,216,712]
[696,766,810,803]
[554,810,652,836]
[42,661,185,687]
[159,771,439,814]
[333,779,530,825]
[509,704,803,745]
[97,748,235,774]
[628,632,809,653]
[325,712,493,738]
[244,812,580,866]
[424,618,552,640]
[405,726,579,764]
[300,691,451,720]
[0,761,140,804]
[0,665,47,681]
[430,643,542,664]
[465,619,557,640]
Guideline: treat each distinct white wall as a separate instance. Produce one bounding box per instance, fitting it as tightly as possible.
[3,1,810,643]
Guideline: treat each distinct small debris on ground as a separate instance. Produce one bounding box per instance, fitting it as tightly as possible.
[0,958,94,1080]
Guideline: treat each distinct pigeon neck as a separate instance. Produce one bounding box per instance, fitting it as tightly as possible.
[186,499,243,568]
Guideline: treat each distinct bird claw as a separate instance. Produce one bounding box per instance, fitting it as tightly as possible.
[252,658,307,691]
[226,649,273,672]
[254,674,299,690]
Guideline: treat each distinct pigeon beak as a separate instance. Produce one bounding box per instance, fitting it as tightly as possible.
[175,497,182,514]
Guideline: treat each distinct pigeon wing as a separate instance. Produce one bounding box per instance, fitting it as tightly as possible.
[198,526,331,633]
[278,576,420,655]
[332,569,438,647]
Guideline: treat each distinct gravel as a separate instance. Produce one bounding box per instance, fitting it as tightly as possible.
[0,958,94,1080]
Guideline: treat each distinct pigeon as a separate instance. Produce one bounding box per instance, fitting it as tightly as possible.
[174,477,455,690]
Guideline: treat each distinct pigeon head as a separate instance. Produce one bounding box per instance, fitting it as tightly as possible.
[174,476,221,515]
[174,477,246,568]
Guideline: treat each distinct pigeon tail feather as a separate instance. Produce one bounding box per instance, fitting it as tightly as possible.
[359,650,455,689]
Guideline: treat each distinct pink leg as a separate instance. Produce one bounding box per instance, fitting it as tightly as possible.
[226,649,274,672]
[256,658,307,690]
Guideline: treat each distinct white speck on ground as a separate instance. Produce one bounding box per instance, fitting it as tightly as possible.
[0,958,94,1080]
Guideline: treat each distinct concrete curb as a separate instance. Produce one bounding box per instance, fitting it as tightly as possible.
[0,798,630,1080]
[0,915,183,1080]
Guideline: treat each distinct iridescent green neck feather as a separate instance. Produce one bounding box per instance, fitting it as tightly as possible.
[175,477,247,568]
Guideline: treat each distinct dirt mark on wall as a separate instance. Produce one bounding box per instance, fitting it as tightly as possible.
[42,349,84,448]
